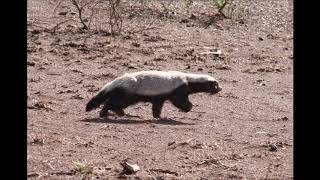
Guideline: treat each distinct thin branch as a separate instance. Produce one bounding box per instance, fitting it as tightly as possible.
[127,26,158,35]
[82,0,95,8]
[70,0,89,30]
[107,0,123,36]
[218,0,228,18]
[53,0,63,16]
[87,0,101,29]
[87,7,96,30]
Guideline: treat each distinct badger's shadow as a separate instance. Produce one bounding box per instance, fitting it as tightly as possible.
[80,116,195,125]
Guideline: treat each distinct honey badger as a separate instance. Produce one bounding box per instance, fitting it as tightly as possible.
[86,70,222,119]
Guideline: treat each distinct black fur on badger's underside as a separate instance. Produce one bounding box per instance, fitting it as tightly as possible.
[88,75,221,119]
[99,84,193,118]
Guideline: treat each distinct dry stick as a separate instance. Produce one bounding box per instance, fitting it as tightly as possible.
[218,0,228,18]
[87,9,95,30]
[71,0,89,30]
[50,19,78,33]
[87,0,101,29]
[146,169,158,180]
[108,0,123,36]
[116,14,123,34]
[109,0,115,35]
[115,0,123,33]
[82,0,96,8]
[126,18,158,35]
[53,0,63,15]
[109,1,114,35]
[115,4,123,34]
[128,26,157,35]
[227,1,235,19]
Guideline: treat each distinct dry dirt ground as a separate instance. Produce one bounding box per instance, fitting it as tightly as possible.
[27,0,293,179]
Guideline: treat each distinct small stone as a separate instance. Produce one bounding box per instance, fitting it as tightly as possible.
[58,11,68,16]
[131,42,140,47]
[267,34,274,39]
[27,61,36,66]
[268,144,278,152]
[189,14,197,20]
[253,154,262,158]
[180,19,189,23]
[259,82,266,86]
[128,64,137,69]
[154,57,164,61]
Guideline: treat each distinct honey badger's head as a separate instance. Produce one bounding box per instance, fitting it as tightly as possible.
[208,80,222,94]
[186,75,222,94]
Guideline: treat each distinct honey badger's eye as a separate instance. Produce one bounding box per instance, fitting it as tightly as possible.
[212,81,218,87]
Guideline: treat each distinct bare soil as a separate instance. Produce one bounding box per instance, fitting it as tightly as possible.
[27,0,293,179]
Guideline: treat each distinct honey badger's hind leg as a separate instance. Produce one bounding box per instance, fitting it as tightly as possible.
[100,89,139,118]
[152,100,165,118]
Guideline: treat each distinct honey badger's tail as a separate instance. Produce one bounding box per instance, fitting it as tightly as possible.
[85,88,112,112]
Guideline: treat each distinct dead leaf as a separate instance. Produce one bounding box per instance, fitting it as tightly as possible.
[71,94,85,99]
[197,158,221,167]
[27,172,40,178]
[168,138,193,149]
[215,64,231,70]
[28,101,53,111]
[71,69,84,74]
[120,159,140,175]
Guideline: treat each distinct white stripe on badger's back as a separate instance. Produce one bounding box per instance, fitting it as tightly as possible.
[98,71,216,96]
[185,73,216,83]
[124,71,187,95]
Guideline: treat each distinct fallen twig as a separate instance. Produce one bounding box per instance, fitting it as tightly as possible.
[149,168,179,176]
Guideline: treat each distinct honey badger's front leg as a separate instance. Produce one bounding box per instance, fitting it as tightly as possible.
[169,85,193,112]
[99,103,109,118]
[99,102,125,118]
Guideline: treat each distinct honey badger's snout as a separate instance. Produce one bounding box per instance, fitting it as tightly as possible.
[211,81,222,94]
[216,82,222,92]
